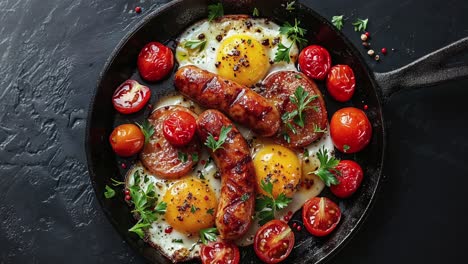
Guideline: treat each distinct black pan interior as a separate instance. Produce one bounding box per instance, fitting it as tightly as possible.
[85,0,385,263]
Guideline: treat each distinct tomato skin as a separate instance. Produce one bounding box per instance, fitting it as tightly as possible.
[112,79,151,114]
[109,124,145,157]
[330,107,372,153]
[254,219,295,264]
[330,160,364,198]
[162,110,197,147]
[326,65,356,102]
[302,197,341,237]
[137,42,174,82]
[200,241,240,264]
[298,45,331,80]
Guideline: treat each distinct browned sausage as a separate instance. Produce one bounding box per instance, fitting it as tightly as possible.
[140,105,201,179]
[174,65,280,137]
[262,71,328,148]
[196,110,255,240]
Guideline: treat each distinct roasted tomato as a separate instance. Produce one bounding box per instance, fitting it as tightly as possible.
[302,197,341,237]
[109,124,145,157]
[330,160,364,198]
[137,42,174,82]
[298,45,331,80]
[200,241,240,264]
[330,107,372,153]
[326,65,356,102]
[112,79,151,114]
[162,110,197,147]
[254,220,295,264]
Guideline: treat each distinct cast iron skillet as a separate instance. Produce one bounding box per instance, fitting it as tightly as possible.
[85,0,468,263]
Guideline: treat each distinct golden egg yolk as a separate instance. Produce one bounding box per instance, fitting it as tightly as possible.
[253,144,301,198]
[216,34,269,86]
[163,178,217,234]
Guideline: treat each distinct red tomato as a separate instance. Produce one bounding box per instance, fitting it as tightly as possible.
[200,241,240,264]
[326,65,356,102]
[112,79,151,114]
[137,42,174,82]
[330,107,372,153]
[298,45,331,80]
[330,160,364,198]
[302,197,341,237]
[162,110,196,146]
[109,124,145,157]
[254,220,295,264]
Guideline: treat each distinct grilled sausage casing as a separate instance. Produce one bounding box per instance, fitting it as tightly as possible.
[196,110,255,240]
[175,65,280,137]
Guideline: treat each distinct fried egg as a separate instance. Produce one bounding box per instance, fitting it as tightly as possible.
[176,15,298,86]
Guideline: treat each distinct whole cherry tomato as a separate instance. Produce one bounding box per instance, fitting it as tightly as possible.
[298,45,331,80]
[200,241,240,264]
[112,79,151,114]
[330,107,372,153]
[162,110,197,147]
[254,219,295,264]
[137,42,174,82]
[302,197,341,237]
[326,65,356,102]
[330,160,364,198]
[109,124,145,157]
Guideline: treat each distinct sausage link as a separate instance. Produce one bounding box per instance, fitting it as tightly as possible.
[196,110,256,240]
[175,65,280,137]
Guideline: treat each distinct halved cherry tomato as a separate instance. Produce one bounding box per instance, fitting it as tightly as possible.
[302,197,341,237]
[326,65,356,102]
[162,110,196,147]
[298,45,331,80]
[109,124,145,157]
[137,42,174,82]
[200,241,240,264]
[254,219,295,264]
[330,160,364,198]
[330,107,372,153]
[112,79,151,114]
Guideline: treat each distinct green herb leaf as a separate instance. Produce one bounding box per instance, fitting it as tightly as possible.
[252,7,259,17]
[303,148,309,158]
[191,204,198,213]
[241,193,250,202]
[204,125,232,152]
[128,221,150,239]
[352,18,368,32]
[343,144,350,153]
[275,193,292,210]
[137,120,155,145]
[331,15,344,30]
[275,19,308,62]
[199,227,218,244]
[311,147,340,187]
[313,124,327,133]
[281,86,318,133]
[178,151,188,163]
[208,3,224,22]
[154,201,167,214]
[191,153,199,163]
[172,239,184,243]
[257,210,275,226]
[184,39,207,52]
[255,179,293,226]
[104,185,115,199]
[274,42,291,63]
[111,178,125,186]
[206,208,215,215]
[285,1,295,11]
[283,132,291,143]
[295,74,302,79]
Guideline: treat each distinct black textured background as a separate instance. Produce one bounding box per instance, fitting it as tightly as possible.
[1,0,468,263]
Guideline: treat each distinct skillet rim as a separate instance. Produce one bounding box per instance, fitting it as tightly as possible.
[84,0,387,263]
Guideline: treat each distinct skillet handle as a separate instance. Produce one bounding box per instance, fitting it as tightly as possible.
[374,37,468,102]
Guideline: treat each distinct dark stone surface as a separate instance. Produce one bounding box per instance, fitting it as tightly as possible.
[0,0,467,263]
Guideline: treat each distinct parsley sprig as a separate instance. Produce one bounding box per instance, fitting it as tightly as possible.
[199,227,218,244]
[252,7,259,17]
[255,179,292,226]
[352,18,368,32]
[275,19,307,63]
[309,147,340,187]
[281,86,318,133]
[104,185,115,198]
[184,39,207,52]
[285,1,295,11]
[204,125,232,152]
[331,15,344,30]
[208,3,224,22]
[137,120,155,145]
[128,171,167,238]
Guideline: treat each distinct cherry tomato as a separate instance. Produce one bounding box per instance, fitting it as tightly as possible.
[254,219,295,264]
[326,65,356,102]
[330,107,372,153]
[200,241,240,264]
[112,79,151,114]
[302,197,341,237]
[330,160,364,198]
[109,124,145,157]
[298,45,331,80]
[162,110,196,147]
[137,42,174,82]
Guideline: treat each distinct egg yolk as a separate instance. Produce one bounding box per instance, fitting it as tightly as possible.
[253,144,301,198]
[163,178,217,234]
[216,34,269,86]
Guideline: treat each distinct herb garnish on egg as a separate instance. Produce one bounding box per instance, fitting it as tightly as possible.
[309,147,340,187]
[275,19,307,63]
[255,179,293,225]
